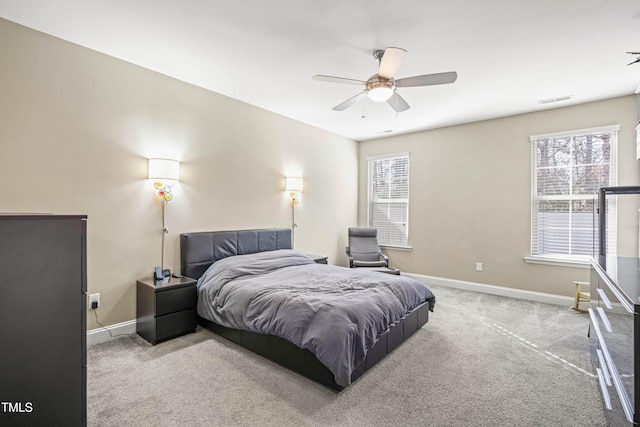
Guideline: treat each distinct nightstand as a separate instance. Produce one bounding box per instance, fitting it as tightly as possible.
[136,275,197,345]
[304,253,328,264]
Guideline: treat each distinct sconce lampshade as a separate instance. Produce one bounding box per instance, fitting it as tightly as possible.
[148,158,180,181]
[285,177,303,192]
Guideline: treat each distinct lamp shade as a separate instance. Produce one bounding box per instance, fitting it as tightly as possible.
[148,158,180,181]
[285,177,303,192]
[367,85,393,102]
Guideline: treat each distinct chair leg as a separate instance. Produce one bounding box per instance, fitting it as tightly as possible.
[572,282,581,312]
[572,281,588,313]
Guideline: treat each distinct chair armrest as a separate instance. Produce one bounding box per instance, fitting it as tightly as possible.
[346,247,354,268]
[379,252,389,263]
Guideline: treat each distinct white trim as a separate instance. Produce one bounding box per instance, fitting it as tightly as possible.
[380,244,412,251]
[367,153,410,246]
[87,274,578,347]
[530,127,618,259]
[530,140,537,256]
[529,124,620,141]
[87,319,137,346]
[636,122,640,160]
[523,255,591,269]
[404,272,574,307]
[366,152,410,161]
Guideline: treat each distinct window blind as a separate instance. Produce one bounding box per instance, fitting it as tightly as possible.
[367,153,409,246]
[530,126,618,259]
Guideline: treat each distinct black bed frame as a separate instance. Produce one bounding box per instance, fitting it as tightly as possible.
[180,228,430,391]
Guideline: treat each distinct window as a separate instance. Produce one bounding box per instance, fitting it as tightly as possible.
[367,153,409,247]
[530,125,618,263]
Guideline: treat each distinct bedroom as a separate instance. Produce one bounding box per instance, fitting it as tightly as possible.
[1,1,640,426]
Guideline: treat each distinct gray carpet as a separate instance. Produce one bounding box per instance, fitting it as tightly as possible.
[87,284,606,426]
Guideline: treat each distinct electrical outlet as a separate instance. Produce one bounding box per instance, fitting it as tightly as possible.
[89,293,100,309]
[475,262,483,272]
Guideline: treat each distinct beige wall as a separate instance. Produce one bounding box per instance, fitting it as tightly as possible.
[359,96,639,297]
[2,18,638,333]
[0,19,358,329]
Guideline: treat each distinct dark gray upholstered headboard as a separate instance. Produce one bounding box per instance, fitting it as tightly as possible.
[180,228,292,280]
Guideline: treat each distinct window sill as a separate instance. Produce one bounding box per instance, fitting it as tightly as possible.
[380,245,412,251]
[524,256,591,269]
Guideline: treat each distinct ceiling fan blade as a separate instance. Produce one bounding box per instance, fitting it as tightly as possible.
[378,47,407,79]
[387,92,410,112]
[313,75,365,85]
[395,71,458,87]
[332,92,367,111]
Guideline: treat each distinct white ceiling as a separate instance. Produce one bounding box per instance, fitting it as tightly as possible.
[1,0,639,141]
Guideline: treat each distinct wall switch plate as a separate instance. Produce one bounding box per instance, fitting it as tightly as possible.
[89,293,100,308]
[475,262,483,272]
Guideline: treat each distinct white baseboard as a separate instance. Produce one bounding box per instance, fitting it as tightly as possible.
[403,272,574,307]
[85,274,574,346]
[87,319,137,347]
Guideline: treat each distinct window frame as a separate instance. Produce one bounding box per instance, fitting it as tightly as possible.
[367,152,411,249]
[526,125,618,267]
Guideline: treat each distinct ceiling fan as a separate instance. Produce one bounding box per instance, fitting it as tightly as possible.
[313,47,457,113]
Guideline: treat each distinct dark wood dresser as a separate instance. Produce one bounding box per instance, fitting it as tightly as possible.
[590,256,640,425]
[0,215,87,426]
[136,276,197,345]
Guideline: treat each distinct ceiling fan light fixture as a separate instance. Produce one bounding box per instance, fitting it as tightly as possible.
[367,85,394,102]
[366,75,395,102]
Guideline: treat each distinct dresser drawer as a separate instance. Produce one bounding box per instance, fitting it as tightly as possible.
[156,285,197,316]
[591,259,638,424]
[590,307,636,424]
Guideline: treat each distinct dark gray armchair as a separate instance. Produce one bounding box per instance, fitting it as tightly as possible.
[345,227,400,275]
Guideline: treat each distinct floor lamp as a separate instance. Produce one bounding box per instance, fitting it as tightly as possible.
[148,158,180,271]
[285,177,303,249]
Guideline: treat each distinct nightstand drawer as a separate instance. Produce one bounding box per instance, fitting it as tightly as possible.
[155,309,197,343]
[156,285,197,316]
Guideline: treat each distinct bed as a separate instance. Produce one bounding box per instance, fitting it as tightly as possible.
[180,228,435,391]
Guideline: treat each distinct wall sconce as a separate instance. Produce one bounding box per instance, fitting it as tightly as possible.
[148,158,180,272]
[148,158,180,203]
[285,177,303,205]
[285,177,303,248]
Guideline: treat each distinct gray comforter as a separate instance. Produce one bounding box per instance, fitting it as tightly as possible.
[196,249,435,386]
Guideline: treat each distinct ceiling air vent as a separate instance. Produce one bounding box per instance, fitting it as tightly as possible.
[538,95,572,105]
